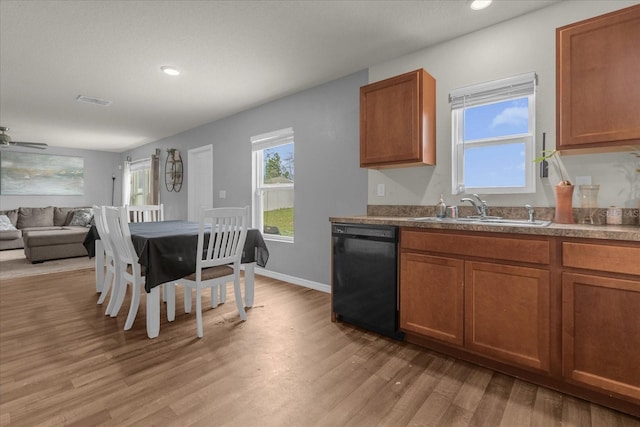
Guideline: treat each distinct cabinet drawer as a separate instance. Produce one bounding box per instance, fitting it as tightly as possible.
[402,230,550,265]
[563,242,640,276]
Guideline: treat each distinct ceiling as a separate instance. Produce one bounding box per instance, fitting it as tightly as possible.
[0,0,559,153]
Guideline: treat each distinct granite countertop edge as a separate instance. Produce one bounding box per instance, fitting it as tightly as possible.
[329,216,640,242]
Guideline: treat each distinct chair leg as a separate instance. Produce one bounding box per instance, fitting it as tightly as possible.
[184,287,192,313]
[219,283,227,304]
[109,272,126,317]
[97,267,113,305]
[196,286,203,338]
[124,282,141,330]
[167,282,176,322]
[162,283,167,303]
[233,275,247,321]
[211,284,219,308]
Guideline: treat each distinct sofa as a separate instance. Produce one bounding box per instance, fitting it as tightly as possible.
[0,206,93,263]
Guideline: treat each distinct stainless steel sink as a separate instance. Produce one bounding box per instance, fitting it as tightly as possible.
[408,216,552,227]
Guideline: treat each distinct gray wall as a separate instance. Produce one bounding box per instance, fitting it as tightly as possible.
[123,70,369,286]
[0,146,121,210]
[367,0,640,210]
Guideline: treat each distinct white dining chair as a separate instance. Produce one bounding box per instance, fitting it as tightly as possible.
[126,204,164,223]
[125,203,169,301]
[168,206,249,338]
[103,206,146,330]
[92,205,120,315]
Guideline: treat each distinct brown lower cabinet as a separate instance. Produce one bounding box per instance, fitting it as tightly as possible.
[400,253,464,345]
[465,261,550,373]
[399,228,640,417]
[562,273,640,401]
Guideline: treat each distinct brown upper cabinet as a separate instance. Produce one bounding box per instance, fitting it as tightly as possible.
[556,5,640,152]
[360,69,436,168]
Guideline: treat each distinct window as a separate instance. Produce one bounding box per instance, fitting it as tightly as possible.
[122,155,159,206]
[252,128,294,241]
[129,159,152,205]
[450,72,537,194]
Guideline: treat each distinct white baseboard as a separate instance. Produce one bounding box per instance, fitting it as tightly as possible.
[253,267,331,293]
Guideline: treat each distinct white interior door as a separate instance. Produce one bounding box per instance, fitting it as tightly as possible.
[188,144,213,221]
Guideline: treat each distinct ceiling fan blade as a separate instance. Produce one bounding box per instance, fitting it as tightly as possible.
[14,141,48,149]
[0,128,48,149]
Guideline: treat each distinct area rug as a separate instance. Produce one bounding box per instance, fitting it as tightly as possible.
[0,249,95,281]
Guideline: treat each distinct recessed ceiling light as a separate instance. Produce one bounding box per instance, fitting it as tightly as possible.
[161,66,180,76]
[470,0,492,10]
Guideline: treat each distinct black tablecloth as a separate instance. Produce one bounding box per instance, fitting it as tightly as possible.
[83,220,269,292]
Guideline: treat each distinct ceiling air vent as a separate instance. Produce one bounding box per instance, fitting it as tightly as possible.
[76,95,112,107]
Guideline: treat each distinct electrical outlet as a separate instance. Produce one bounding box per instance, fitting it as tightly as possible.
[377,184,385,197]
[219,190,226,199]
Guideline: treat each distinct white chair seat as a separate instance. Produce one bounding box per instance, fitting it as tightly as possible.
[183,265,233,281]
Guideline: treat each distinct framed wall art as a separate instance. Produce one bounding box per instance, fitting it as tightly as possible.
[0,151,84,195]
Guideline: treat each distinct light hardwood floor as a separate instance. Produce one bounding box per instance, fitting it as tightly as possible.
[1,268,638,427]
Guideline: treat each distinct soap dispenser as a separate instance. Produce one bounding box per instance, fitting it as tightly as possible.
[436,194,447,218]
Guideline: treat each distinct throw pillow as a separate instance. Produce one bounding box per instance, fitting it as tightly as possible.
[17,206,54,228]
[0,209,18,226]
[0,214,17,231]
[69,208,93,227]
[54,207,76,226]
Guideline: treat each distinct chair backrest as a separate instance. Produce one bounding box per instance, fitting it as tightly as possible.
[126,204,164,223]
[196,206,249,273]
[92,205,115,257]
[104,206,139,267]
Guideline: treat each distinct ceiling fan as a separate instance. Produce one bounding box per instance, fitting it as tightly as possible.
[0,127,48,149]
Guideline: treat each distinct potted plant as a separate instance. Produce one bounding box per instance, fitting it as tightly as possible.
[535,149,574,223]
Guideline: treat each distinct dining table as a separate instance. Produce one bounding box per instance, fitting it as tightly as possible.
[84,220,269,338]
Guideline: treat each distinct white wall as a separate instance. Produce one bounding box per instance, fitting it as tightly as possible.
[367,0,640,209]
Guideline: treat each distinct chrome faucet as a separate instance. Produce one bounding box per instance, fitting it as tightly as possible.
[525,204,535,223]
[460,194,488,217]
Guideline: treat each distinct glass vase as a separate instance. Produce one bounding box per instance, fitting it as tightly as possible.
[579,184,600,225]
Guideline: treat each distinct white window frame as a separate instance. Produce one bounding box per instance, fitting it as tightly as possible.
[127,158,152,205]
[450,72,537,195]
[251,127,294,243]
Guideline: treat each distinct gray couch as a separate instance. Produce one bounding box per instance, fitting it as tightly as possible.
[0,206,92,263]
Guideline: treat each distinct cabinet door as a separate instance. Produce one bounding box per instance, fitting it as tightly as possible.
[465,261,550,373]
[360,69,435,167]
[400,253,464,345]
[557,5,640,150]
[562,273,640,401]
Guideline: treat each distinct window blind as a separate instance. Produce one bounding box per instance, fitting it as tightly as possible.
[129,158,151,172]
[449,72,537,109]
[251,127,294,151]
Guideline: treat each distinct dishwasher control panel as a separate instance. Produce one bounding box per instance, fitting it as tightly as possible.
[331,223,398,241]
[331,223,397,241]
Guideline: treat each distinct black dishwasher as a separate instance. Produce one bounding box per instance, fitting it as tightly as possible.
[332,223,404,340]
